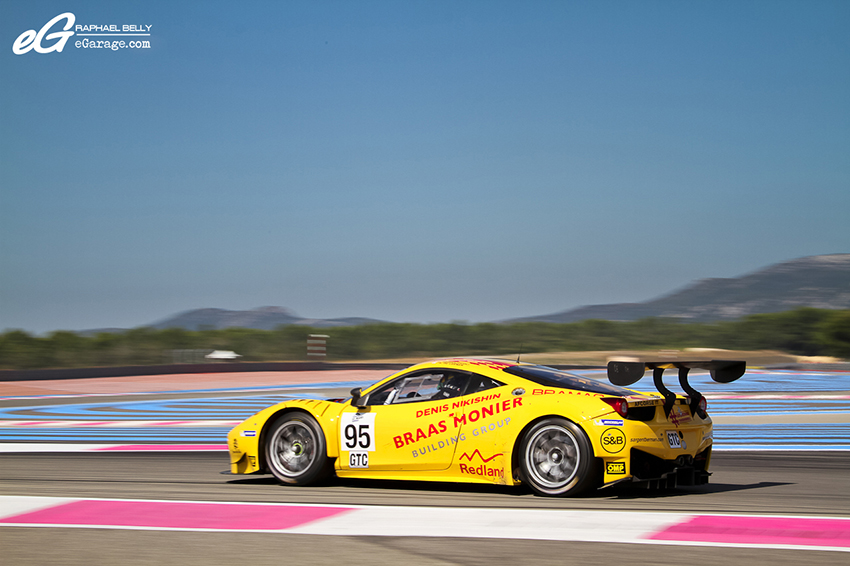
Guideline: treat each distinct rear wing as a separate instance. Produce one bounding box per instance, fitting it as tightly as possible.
[606,360,745,418]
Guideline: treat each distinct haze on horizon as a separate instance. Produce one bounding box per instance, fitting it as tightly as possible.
[2,1,848,334]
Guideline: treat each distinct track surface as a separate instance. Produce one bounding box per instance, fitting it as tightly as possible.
[2,369,849,564]
[1,451,849,565]
[3,369,850,448]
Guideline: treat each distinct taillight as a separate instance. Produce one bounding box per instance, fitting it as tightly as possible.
[699,397,708,413]
[602,397,629,418]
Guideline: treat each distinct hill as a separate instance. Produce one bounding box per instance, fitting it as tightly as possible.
[144,254,850,330]
[150,306,385,331]
[508,254,850,323]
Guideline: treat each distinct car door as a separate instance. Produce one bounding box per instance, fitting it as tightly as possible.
[338,370,471,472]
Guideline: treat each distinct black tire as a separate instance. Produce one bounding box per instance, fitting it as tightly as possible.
[518,417,597,496]
[264,412,329,486]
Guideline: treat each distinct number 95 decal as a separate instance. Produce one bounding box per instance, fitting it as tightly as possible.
[340,412,377,453]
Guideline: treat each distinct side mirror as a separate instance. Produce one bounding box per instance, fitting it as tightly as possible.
[350,387,366,408]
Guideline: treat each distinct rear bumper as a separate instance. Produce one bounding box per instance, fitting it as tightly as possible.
[603,446,712,489]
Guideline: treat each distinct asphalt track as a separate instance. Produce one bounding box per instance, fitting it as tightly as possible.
[1,451,848,564]
[2,369,850,565]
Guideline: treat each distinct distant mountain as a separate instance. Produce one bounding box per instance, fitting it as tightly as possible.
[90,254,850,333]
[507,254,850,323]
[149,306,386,331]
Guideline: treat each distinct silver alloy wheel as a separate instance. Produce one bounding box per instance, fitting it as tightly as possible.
[268,420,317,478]
[524,424,580,489]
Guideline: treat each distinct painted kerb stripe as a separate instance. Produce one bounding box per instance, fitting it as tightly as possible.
[1,497,848,552]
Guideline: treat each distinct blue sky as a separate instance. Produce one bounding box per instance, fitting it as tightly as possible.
[1,0,848,333]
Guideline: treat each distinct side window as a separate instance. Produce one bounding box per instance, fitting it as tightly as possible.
[365,379,400,405]
[428,372,470,401]
[366,372,470,405]
[472,375,505,393]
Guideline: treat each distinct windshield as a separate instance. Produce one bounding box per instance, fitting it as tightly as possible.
[504,365,636,396]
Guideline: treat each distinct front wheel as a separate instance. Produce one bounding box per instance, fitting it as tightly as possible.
[264,412,329,485]
[519,418,597,496]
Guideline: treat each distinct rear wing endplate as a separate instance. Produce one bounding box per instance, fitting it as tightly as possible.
[607,360,745,418]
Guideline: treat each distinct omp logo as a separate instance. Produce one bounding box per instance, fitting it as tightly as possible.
[606,462,626,475]
[458,449,502,463]
[13,13,75,54]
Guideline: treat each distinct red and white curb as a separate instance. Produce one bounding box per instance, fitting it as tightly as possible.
[0,496,848,552]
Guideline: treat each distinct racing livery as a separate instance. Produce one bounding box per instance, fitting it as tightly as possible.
[228,358,745,496]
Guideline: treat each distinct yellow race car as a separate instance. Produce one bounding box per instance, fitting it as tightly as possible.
[227,358,745,496]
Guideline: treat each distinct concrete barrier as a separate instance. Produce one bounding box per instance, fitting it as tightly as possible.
[0,362,411,382]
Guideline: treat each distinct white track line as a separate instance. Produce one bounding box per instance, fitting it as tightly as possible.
[1,496,848,553]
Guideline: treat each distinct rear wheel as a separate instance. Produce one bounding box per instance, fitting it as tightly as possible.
[264,412,329,485]
[519,418,597,496]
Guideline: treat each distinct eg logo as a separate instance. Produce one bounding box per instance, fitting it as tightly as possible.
[600,428,626,454]
[12,13,75,55]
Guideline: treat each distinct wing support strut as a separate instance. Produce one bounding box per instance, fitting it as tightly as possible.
[607,360,746,419]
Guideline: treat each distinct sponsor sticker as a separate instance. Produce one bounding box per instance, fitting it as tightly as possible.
[240,430,257,437]
[441,359,513,370]
[457,453,505,478]
[458,462,504,478]
[600,428,626,454]
[600,419,624,426]
[532,389,603,398]
[666,430,682,449]
[630,436,661,443]
[340,412,377,452]
[349,451,369,468]
[670,405,692,427]
[606,462,626,475]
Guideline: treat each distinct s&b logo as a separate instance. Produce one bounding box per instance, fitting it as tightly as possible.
[600,428,626,454]
[13,13,75,54]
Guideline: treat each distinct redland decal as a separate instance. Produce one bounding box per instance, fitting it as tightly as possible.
[459,463,504,478]
[459,449,502,463]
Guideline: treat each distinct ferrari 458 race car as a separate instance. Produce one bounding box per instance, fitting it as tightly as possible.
[228,358,745,496]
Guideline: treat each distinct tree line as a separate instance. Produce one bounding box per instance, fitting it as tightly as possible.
[1,308,848,370]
